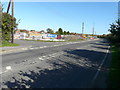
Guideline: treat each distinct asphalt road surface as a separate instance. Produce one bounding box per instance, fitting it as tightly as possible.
[1,39,111,88]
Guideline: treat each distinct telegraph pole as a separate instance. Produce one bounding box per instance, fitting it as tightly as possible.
[0,2,2,40]
[82,22,84,34]
[7,0,11,13]
[95,31,96,35]
[92,24,94,36]
[11,0,14,43]
[6,0,14,43]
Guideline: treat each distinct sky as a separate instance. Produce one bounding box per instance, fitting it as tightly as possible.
[2,2,118,35]
[1,0,120,2]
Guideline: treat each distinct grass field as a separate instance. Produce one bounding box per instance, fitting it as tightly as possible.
[108,45,120,88]
[0,41,19,47]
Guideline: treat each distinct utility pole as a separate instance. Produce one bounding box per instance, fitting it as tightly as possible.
[7,0,11,13]
[95,31,96,35]
[92,24,94,36]
[11,0,14,43]
[82,22,84,34]
[7,0,14,43]
[0,2,2,40]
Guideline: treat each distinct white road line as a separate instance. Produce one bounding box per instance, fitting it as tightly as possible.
[90,46,110,87]
[38,57,44,60]
[0,70,8,74]
[6,66,12,70]
[22,48,28,50]
[46,57,50,59]
[53,45,59,46]
[43,46,47,48]
[0,66,12,75]
[30,48,34,50]
[27,40,94,51]
[39,47,44,48]
[42,56,46,58]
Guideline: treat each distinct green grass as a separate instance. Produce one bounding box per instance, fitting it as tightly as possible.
[21,39,65,42]
[108,45,120,88]
[0,41,19,47]
[21,39,84,42]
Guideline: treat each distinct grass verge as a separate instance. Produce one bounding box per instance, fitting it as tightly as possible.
[0,41,19,47]
[21,39,84,42]
[108,45,120,88]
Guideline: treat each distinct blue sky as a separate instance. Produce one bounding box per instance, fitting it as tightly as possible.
[2,2,118,35]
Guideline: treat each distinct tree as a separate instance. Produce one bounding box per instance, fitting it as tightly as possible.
[66,31,70,35]
[40,30,45,32]
[57,28,63,35]
[108,19,120,43]
[46,28,54,34]
[2,12,17,41]
[30,30,35,31]
[63,31,67,35]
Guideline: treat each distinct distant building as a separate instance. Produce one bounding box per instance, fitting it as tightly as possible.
[14,30,20,39]
[28,30,42,40]
[14,29,57,40]
[14,29,29,39]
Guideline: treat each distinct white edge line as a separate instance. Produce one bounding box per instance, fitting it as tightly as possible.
[90,46,110,87]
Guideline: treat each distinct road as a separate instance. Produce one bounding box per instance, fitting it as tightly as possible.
[1,39,111,88]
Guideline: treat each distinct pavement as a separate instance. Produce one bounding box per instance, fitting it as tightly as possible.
[1,38,111,88]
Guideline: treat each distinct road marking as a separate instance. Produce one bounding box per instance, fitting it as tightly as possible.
[30,48,34,50]
[43,46,47,48]
[22,48,28,50]
[46,57,50,59]
[6,66,12,70]
[2,41,90,74]
[38,57,44,60]
[42,56,47,58]
[2,39,98,54]
[0,66,12,75]
[90,46,110,87]
[53,45,60,47]
[39,47,44,48]
[12,40,94,53]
